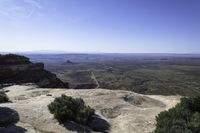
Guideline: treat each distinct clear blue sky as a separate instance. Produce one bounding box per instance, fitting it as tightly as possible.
[0,0,200,53]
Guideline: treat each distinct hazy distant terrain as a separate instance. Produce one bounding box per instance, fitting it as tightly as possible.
[25,53,200,96]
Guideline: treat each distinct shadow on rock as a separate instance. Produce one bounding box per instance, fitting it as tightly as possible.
[63,114,110,133]
[88,114,110,133]
[63,121,92,133]
[0,125,27,133]
[0,107,27,133]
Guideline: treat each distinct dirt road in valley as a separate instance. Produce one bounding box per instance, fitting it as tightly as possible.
[91,71,100,88]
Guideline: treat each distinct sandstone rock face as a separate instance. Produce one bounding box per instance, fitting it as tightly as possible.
[0,54,68,88]
[0,85,181,133]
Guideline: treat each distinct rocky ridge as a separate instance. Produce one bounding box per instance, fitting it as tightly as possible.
[0,54,68,88]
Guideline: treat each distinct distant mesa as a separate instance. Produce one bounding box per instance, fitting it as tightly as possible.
[66,60,73,64]
[0,54,68,88]
[62,60,76,65]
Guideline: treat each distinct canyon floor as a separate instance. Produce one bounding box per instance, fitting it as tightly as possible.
[0,85,180,133]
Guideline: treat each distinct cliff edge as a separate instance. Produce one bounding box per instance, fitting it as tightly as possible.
[0,54,68,88]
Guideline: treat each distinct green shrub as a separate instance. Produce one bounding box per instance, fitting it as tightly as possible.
[48,95,95,125]
[0,91,9,103]
[154,96,200,133]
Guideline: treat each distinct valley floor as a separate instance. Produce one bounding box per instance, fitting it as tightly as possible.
[0,85,180,133]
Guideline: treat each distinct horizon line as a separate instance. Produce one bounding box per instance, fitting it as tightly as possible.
[1,51,200,55]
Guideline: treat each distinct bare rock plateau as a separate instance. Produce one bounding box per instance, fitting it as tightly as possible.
[0,85,180,133]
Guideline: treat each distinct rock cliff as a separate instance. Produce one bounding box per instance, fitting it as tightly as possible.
[0,54,68,88]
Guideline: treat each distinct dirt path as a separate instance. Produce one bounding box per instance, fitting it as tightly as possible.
[91,71,100,88]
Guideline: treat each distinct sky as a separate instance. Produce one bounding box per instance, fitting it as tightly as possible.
[0,0,200,53]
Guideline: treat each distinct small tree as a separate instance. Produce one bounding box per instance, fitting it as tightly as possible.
[154,96,200,133]
[48,95,95,125]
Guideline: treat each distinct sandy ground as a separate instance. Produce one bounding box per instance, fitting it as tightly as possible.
[0,85,181,133]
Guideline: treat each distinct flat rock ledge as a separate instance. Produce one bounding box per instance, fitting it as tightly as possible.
[0,85,180,133]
